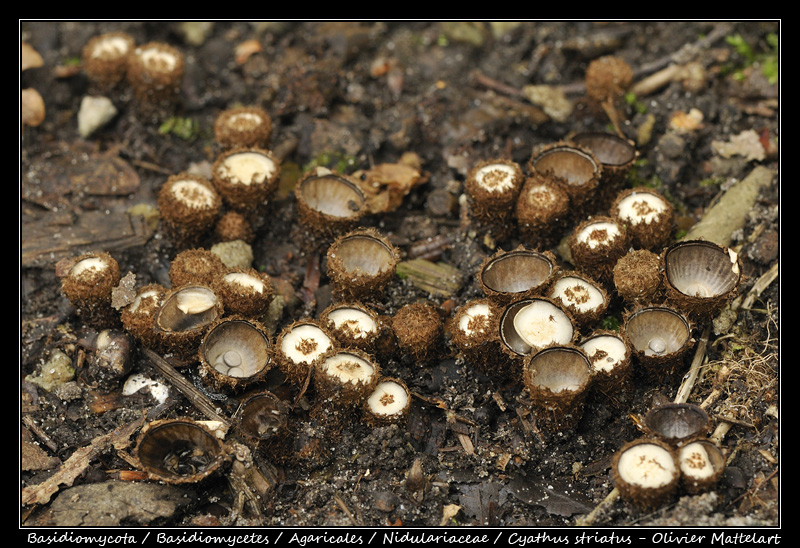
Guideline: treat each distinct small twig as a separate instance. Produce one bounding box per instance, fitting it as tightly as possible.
[674,323,712,404]
[575,487,620,527]
[333,493,361,526]
[142,347,231,428]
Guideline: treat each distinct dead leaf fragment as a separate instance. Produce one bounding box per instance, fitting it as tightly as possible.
[711,129,766,162]
[352,152,429,214]
[22,88,46,127]
[440,503,461,526]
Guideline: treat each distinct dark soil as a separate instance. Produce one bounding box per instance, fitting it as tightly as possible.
[20,21,779,535]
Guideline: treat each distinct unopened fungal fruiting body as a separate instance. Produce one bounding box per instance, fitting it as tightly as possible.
[120,283,166,348]
[623,305,694,380]
[464,158,524,238]
[514,175,571,249]
[568,216,629,282]
[211,147,280,212]
[153,284,224,359]
[611,187,674,250]
[523,345,593,431]
[570,131,638,207]
[579,331,632,395]
[478,246,557,305]
[663,240,742,319]
[547,271,608,329]
[126,41,185,110]
[644,403,711,446]
[82,32,135,92]
[363,377,411,426]
[60,251,122,328]
[613,249,663,304]
[212,268,274,319]
[214,106,273,149]
[134,418,226,485]
[326,228,399,301]
[198,315,273,391]
[446,298,505,376]
[678,438,725,495]
[528,141,602,215]
[274,319,334,386]
[611,438,680,511]
[295,170,367,239]
[214,211,255,243]
[157,174,222,249]
[392,301,443,364]
[584,56,634,107]
[169,247,228,288]
[314,347,380,405]
[320,301,380,353]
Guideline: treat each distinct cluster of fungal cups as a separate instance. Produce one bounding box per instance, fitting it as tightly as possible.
[453,132,742,506]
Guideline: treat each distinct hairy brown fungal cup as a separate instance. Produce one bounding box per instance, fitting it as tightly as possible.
[611,438,680,511]
[169,248,228,288]
[60,251,122,328]
[446,298,505,376]
[214,106,273,149]
[314,347,380,405]
[644,402,711,446]
[478,246,557,305]
[547,271,608,329]
[295,170,367,239]
[153,284,224,359]
[611,187,674,250]
[211,147,280,212]
[464,158,524,238]
[523,345,593,431]
[274,319,334,387]
[326,228,399,301]
[363,377,411,426]
[126,41,185,110]
[392,301,443,364]
[235,391,289,443]
[663,240,742,319]
[212,268,274,319]
[157,174,222,249]
[528,141,602,215]
[514,174,571,249]
[568,216,629,282]
[320,301,381,353]
[82,32,135,92]
[571,131,638,205]
[120,283,166,348]
[214,211,255,243]
[623,306,694,380]
[198,316,273,391]
[134,418,226,484]
[579,330,632,395]
[678,438,726,495]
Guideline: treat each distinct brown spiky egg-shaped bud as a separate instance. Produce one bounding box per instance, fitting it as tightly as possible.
[478,246,557,306]
[523,344,593,431]
[320,301,381,353]
[622,305,694,381]
[211,147,280,213]
[153,284,224,360]
[214,211,255,243]
[579,330,632,396]
[611,187,674,250]
[157,174,222,249]
[60,251,122,328]
[547,270,609,330]
[326,227,399,302]
[678,438,726,495]
[274,319,334,387]
[585,55,634,106]
[498,297,576,379]
[613,249,663,304]
[528,142,602,216]
[134,418,226,485]
[313,347,380,405]
[212,268,274,319]
[392,301,443,364]
[295,169,367,240]
[198,315,272,392]
[120,283,165,348]
[214,106,273,149]
[363,377,411,427]
[662,240,742,319]
[126,41,185,109]
[611,438,680,511]
[169,247,228,288]
[464,158,524,238]
[644,403,711,447]
[571,132,638,207]
[446,298,505,377]
[568,216,629,282]
[82,31,135,92]
[514,174,571,249]
[235,391,290,443]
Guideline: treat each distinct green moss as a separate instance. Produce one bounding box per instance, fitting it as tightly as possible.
[159,116,200,141]
[599,315,620,332]
[724,32,779,85]
[304,151,358,174]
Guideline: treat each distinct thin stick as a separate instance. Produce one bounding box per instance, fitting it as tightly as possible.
[674,323,711,404]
